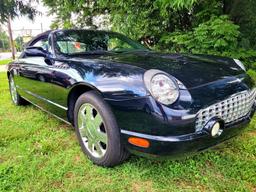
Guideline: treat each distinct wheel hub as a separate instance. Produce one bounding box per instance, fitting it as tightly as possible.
[78,103,108,158]
[10,78,18,104]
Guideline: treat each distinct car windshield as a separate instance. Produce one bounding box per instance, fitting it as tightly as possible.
[54,30,148,55]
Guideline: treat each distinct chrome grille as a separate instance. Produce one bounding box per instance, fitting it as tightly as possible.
[195,89,256,132]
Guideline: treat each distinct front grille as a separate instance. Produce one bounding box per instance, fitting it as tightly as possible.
[195,89,256,132]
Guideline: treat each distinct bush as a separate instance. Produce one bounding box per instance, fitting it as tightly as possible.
[247,69,256,83]
[159,15,256,68]
[160,16,239,53]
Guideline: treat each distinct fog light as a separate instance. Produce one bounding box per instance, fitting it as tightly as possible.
[203,118,223,137]
[211,122,220,137]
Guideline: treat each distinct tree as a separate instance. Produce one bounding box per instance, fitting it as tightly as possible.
[0,0,38,59]
[0,29,10,51]
[43,0,200,44]
[160,16,240,55]
[222,0,256,49]
[15,36,24,52]
[0,0,37,22]
[42,0,106,29]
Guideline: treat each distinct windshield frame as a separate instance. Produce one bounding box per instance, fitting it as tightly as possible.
[52,29,149,57]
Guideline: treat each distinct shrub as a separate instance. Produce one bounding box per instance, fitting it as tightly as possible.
[159,15,256,69]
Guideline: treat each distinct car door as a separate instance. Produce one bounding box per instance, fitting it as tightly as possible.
[16,34,68,120]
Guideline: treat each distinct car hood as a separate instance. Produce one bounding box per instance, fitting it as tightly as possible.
[66,51,254,110]
[93,51,245,89]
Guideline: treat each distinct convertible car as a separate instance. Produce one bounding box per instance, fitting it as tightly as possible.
[7,29,256,167]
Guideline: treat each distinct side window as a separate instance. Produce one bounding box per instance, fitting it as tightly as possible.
[21,35,51,59]
[32,38,49,51]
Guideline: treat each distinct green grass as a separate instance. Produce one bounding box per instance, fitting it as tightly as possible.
[0,59,12,65]
[0,72,255,192]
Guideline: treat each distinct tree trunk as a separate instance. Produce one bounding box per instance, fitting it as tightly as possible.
[7,17,15,60]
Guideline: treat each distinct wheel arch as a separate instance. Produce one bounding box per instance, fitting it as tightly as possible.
[7,69,15,79]
[67,82,102,125]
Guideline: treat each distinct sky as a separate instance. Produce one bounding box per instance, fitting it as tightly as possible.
[8,1,54,38]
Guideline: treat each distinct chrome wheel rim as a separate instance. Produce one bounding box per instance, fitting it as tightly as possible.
[78,103,108,158]
[10,77,18,104]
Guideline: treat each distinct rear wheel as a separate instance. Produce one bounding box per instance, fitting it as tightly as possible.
[74,91,129,167]
[8,75,27,105]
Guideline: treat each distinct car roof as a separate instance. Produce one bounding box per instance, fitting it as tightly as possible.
[26,30,53,46]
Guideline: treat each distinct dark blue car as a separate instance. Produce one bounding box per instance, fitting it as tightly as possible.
[7,29,256,167]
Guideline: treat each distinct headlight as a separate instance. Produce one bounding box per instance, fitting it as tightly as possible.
[144,69,179,105]
[234,59,246,71]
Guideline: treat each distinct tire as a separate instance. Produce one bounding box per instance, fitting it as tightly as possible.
[8,75,27,106]
[74,91,129,167]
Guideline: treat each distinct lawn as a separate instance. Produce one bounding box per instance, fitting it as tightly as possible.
[0,59,12,66]
[0,72,255,192]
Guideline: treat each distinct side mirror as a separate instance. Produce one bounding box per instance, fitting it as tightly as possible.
[24,46,48,57]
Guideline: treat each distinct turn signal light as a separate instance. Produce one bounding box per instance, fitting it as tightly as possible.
[128,137,150,148]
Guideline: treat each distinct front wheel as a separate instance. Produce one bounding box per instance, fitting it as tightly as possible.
[74,91,129,167]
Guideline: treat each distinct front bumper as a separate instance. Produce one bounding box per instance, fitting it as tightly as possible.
[120,110,255,158]
[106,87,256,158]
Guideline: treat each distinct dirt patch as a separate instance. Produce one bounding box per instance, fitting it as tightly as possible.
[132,181,153,192]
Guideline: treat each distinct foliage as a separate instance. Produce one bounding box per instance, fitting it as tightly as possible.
[247,69,256,84]
[98,0,203,45]
[224,0,256,49]
[99,0,166,44]
[14,36,24,52]
[155,0,199,11]
[0,30,10,52]
[0,0,38,22]
[0,72,256,191]
[42,0,105,29]
[159,15,256,68]
[43,0,200,37]
[160,16,240,54]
